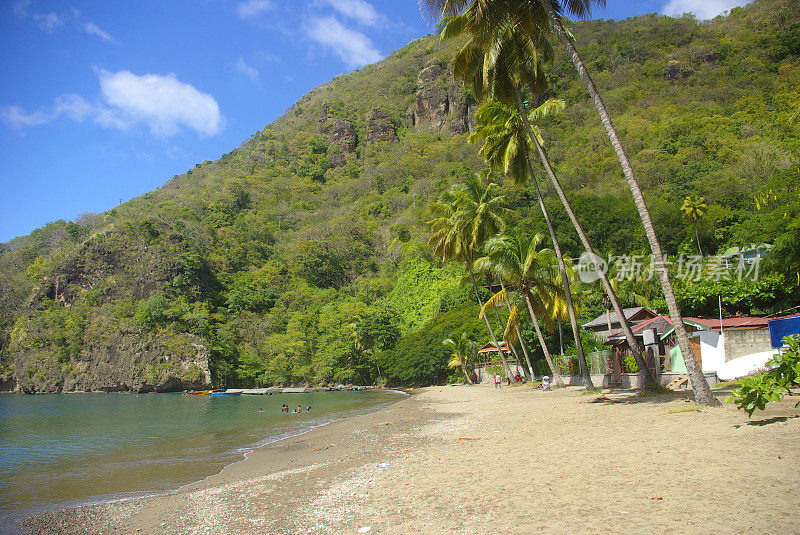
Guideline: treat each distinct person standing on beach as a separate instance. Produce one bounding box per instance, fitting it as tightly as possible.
[494,374,500,388]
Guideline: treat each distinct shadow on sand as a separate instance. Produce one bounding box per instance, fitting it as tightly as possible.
[735,415,799,427]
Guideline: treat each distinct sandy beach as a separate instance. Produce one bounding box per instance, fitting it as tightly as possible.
[22,384,800,534]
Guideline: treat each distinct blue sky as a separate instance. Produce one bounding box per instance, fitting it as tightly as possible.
[0,0,752,243]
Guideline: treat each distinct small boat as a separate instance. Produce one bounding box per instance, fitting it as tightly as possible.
[190,390,210,395]
[209,391,241,396]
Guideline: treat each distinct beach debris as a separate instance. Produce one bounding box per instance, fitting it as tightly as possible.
[583,395,621,404]
[358,527,373,533]
[376,462,392,468]
[652,497,664,500]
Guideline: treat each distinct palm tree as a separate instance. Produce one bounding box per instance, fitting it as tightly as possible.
[447,23,593,387]
[468,96,593,388]
[681,195,708,256]
[443,333,476,384]
[443,11,655,386]
[480,230,566,386]
[428,174,515,379]
[427,4,715,396]
[423,0,715,403]
[474,260,536,378]
[469,99,653,387]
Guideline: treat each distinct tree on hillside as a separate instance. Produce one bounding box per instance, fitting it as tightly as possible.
[428,175,515,379]
[443,332,476,383]
[480,231,566,386]
[446,21,594,387]
[423,0,711,401]
[681,195,708,255]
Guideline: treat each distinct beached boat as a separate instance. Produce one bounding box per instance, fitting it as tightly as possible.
[209,391,241,396]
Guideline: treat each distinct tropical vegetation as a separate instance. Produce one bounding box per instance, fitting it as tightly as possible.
[0,0,798,394]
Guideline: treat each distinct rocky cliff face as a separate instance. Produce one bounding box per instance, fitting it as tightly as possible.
[365,108,397,144]
[412,60,474,133]
[318,104,358,167]
[2,229,213,394]
[10,325,211,394]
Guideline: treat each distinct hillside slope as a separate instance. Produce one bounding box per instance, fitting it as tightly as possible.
[1,0,798,392]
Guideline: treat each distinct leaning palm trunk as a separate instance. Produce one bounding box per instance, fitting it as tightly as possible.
[515,86,594,388]
[523,293,564,386]
[491,300,522,365]
[694,225,703,256]
[469,267,513,379]
[486,280,526,376]
[500,278,535,378]
[514,323,534,379]
[514,88,654,388]
[461,360,474,384]
[538,3,715,403]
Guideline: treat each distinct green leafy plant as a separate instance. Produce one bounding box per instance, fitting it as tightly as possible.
[728,335,800,416]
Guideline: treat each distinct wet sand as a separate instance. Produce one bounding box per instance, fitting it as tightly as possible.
[22,384,800,534]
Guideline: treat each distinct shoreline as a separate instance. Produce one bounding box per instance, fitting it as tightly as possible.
[0,385,391,395]
[4,390,409,532]
[20,384,800,534]
[19,389,430,534]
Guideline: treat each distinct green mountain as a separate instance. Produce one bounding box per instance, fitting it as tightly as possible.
[1,0,799,392]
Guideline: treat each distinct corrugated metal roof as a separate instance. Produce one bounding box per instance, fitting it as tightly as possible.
[582,306,656,329]
[607,315,674,342]
[684,316,770,330]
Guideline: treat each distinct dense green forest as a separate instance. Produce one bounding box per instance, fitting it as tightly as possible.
[1,0,798,391]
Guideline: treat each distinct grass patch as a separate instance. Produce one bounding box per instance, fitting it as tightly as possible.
[663,404,702,414]
[579,387,603,396]
[712,380,738,389]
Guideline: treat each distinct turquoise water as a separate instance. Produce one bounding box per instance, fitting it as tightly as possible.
[0,390,404,527]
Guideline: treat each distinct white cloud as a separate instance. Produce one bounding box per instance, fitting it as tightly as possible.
[320,0,380,26]
[97,70,224,137]
[306,16,382,68]
[237,0,273,18]
[234,57,259,81]
[662,0,752,20]
[15,4,116,44]
[0,105,49,128]
[1,70,224,138]
[82,21,115,43]
[13,0,31,17]
[254,50,280,64]
[33,12,63,32]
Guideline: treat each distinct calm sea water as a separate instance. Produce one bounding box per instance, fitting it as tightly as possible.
[0,390,404,528]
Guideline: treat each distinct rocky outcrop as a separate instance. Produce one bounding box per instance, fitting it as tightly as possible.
[413,61,449,129]
[318,104,357,154]
[0,376,17,393]
[412,60,475,133]
[11,324,211,394]
[365,108,397,144]
[663,59,693,81]
[447,81,475,134]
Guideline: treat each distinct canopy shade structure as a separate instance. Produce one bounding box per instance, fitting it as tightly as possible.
[477,341,509,354]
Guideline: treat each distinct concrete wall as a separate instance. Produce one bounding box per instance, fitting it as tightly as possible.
[563,372,718,389]
[724,328,772,361]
